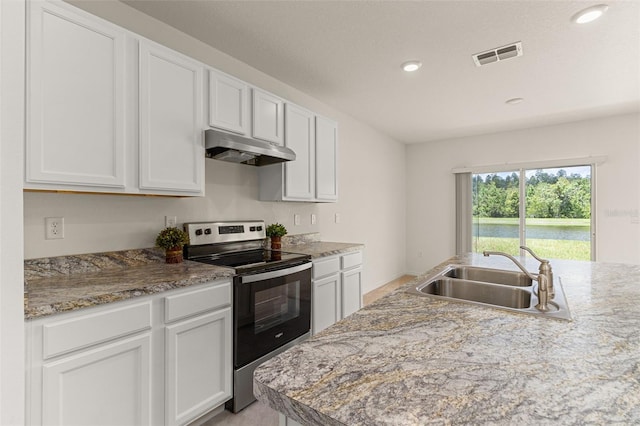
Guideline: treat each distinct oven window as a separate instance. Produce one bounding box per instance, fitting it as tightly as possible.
[254,280,300,334]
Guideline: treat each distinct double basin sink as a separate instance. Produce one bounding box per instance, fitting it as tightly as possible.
[408,264,571,320]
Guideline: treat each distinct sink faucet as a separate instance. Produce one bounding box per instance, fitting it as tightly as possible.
[482,251,551,312]
[520,246,554,299]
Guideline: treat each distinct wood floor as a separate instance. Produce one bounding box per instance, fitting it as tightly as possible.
[203,274,416,425]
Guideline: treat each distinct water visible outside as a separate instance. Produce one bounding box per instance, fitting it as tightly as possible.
[475,223,590,241]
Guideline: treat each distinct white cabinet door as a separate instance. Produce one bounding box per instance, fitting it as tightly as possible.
[209,70,249,135]
[252,89,284,145]
[284,103,315,200]
[139,40,204,195]
[312,274,341,335]
[315,116,338,201]
[165,307,232,426]
[42,333,152,426]
[26,0,126,188]
[341,266,363,318]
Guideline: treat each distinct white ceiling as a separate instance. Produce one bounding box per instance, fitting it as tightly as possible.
[122,0,640,144]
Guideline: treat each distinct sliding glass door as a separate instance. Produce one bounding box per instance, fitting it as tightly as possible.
[472,165,592,260]
[472,170,520,256]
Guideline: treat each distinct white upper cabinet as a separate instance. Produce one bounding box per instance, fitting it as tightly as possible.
[138,40,204,195]
[26,0,126,189]
[259,105,338,203]
[208,70,249,135]
[283,103,315,200]
[25,1,205,196]
[252,88,284,145]
[315,115,339,202]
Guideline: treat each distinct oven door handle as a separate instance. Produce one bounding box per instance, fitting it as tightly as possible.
[240,262,311,283]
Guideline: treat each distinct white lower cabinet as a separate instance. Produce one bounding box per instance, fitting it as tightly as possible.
[42,333,152,426]
[164,283,232,426]
[312,273,341,334]
[312,250,363,335]
[26,279,232,426]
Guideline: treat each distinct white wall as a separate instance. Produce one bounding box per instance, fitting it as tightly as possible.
[1,0,25,423]
[23,0,407,293]
[406,113,640,275]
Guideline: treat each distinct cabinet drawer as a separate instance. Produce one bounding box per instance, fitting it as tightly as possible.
[43,301,152,359]
[313,256,340,279]
[164,280,231,323]
[341,251,363,270]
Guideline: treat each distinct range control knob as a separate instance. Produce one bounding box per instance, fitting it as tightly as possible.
[204,228,212,235]
[195,229,203,236]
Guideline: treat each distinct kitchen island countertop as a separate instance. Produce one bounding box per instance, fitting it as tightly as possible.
[24,248,233,319]
[254,253,640,425]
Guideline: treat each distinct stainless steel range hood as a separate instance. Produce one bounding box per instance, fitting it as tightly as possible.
[204,129,295,166]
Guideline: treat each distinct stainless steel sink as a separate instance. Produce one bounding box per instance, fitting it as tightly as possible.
[443,265,532,287]
[407,264,572,321]
[420,278,532,309]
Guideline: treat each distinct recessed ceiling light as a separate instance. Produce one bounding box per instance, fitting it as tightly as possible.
[571,4,608,24]
[505,98,524,105]
[401,61,422,72]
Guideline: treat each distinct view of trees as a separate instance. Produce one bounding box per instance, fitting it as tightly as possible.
[472,169,591,219]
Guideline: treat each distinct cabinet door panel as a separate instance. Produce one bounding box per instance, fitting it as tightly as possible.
[165,307,232,426]
[27,1,126,188]
[42,334,152,426]
[312,274,341,335]
[139,41,204,194]
[284,104,315,200]
[252,89,284,145]
[209,70,248,135]
[315,116,338,201]
[341,267,363,318]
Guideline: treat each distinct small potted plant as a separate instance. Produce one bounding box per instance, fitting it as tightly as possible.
[265,223,287,250]
[155,227,189,264]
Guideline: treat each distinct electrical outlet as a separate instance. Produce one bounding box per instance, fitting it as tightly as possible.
[335,213,341,224]
[45,217,64,240]
[294,214,301,226]
[165,215,177,228]
[311,214,317,225]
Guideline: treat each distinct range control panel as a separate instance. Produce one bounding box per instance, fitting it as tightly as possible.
[183,221,266,245]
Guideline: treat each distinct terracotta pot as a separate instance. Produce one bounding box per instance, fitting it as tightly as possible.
[270,236,282,250]
[270,251,282,261]
[165,247,183,264]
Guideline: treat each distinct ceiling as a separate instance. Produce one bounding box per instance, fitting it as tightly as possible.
[121,0,640,144]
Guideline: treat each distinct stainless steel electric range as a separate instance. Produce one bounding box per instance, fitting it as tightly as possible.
[183,221,311,413]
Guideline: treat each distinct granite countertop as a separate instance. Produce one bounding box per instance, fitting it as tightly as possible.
[254,253,640,425]
[282,233,364,259]
[23,234,363,320]
[24,248,233,320]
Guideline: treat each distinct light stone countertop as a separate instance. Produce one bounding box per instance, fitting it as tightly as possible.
[24,248,233,320]
[23,237,363,320]
[283,241,364,259]
[254,253,640,425]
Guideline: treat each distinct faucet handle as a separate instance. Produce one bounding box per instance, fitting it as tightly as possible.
[520,246,549,263]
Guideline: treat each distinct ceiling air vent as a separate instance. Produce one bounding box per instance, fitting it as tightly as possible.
[472,42,522,67]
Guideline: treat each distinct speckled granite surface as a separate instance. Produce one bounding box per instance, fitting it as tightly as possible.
[282,234,363,259]
[254,253,640,425]
[24,248,233,319]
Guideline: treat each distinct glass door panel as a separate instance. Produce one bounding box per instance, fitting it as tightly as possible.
[524,166,591,260]
[472,171,520,256]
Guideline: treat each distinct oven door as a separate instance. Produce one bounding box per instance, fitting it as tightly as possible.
[234,262,311,368]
